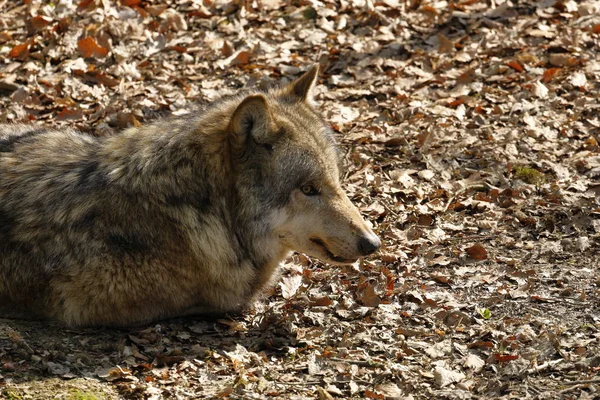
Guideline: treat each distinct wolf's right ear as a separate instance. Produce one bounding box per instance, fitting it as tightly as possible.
[230,94,276,150]
[287,64,319,103]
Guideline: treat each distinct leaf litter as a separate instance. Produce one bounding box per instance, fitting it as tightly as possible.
[0,0,599,399]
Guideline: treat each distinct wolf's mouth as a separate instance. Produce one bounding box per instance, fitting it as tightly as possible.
[310,238,357,264]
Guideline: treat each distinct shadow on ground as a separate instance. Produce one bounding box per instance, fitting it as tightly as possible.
[1,315,292,399]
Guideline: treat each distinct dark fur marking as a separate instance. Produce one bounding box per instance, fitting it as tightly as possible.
[165,192,211,211]
[77,160,99,185]
[165,194,190,207]
[0,209,34,256]
[0,129,46,152]
[106,233,149,254]
[173,157,194,171]
[75,159,108,190]
[0,208,15,244]
[72,209,100,231]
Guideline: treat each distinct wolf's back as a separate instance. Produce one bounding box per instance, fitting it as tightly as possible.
[0,124,104,318]
[0,119,256,326]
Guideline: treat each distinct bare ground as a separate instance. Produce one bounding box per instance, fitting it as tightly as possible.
[1,0,599,399]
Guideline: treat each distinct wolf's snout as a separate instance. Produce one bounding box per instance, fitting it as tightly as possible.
[357,233,381,256]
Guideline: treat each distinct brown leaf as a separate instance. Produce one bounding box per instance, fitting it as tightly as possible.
[317,387,334,400]
[146,5,168,16]
[468,341,494,349]
[131,5,148,17]
[494,353,519,362]
[418,214,433,226]
[364,390,385,399]
[432,275,450,284]
[9,42,30,59]
[30,16,52,32]
[507,60,524,72]
[358,283,381,307]
[457,69,475,85]
[437,33,454,53]
[188,7,212,18]
[106,366,131,381]
[448,98,464,107]
[217,386,233,397]
[56,108,83,121]
[311,296,332,307]
[77,0,97,11]
[542,67,561,83]
[548,53,576,67]
[155,354,185,367]
[466,243,487,260]
[231,50,251,66]
[78,37,109,58]
[86,71,119,87]
[0,31,11,43]
[115,112,141,128]
[380,253,399,263]
[384,137,404,147]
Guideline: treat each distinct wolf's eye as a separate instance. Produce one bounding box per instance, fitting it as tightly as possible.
[301,184,319,196]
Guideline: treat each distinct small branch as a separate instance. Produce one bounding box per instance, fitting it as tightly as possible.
[328,357,384,368]
[443,183,491,213]
[526,359,563,374]
[559,384,585,395]
[276,381,321,386]
[561,379,600,386]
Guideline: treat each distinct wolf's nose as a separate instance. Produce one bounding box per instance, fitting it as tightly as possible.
[358,234,381,256]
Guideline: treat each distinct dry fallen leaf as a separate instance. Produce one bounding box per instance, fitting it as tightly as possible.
[56,108,83,121]
[433,366,466,388]
[464,353,485,372]
[78,37,109,58]
[466,243,488,260]
[532,81,549,99]
[507,60,524,72]
[30,16,52,32]
[8,42,29,59]
[279,274,303,299]
[570,72,587,88]
[542,67,561,83]
[357,282,381,307]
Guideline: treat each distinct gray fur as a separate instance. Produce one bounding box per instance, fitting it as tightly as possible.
[0,66,380,326]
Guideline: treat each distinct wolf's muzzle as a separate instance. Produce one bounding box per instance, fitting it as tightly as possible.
[358,234,381,256]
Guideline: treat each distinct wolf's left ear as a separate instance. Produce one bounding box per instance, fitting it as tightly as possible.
[230,94,277,149]
[288,64,319,103]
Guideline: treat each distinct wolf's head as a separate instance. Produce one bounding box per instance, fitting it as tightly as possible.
[228,65,381,265]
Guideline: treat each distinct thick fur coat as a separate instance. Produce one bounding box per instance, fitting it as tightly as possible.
[0,66,380,326]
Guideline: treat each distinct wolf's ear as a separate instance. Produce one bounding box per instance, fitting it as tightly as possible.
[230,94,276,149]
[287,64,319,103]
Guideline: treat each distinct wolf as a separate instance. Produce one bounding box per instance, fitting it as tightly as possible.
[0,65,381,327]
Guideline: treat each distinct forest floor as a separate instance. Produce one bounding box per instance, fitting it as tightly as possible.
[1,0,599,399]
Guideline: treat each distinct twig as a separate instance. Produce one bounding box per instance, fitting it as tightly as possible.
[328,357,384,368]
[561,379,600,386]
[559,384,585,395]
[380,201,400,218]
[525,359,563,374]
[443,183,491,213]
